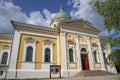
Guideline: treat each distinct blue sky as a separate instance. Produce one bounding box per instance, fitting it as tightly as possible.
[13,0,72,14]
[0,0,113,36]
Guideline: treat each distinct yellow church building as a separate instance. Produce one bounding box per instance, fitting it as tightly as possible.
[0,7,117,79]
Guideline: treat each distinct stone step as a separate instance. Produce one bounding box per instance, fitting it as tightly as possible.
[73,70,115,77]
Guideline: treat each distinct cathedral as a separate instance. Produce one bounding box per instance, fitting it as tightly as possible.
[0,7,117,79]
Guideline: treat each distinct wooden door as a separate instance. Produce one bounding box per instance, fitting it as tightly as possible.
[81,54,89,70]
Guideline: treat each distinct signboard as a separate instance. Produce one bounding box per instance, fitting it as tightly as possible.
[50,65,61,78]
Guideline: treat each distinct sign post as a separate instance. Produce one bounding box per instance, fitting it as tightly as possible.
[50,65,61,78]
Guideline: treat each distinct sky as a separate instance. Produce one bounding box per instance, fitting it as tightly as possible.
[0,0,113,36]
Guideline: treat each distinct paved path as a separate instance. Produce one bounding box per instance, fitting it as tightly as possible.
[52,75,120,80]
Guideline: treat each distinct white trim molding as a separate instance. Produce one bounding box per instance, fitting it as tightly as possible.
[97,37,106,70]
[42,40,53,63]
[0,45,11,65]
[62,31,67,70]
[7,30,21,79]
[75,33,82,71]
[93,50,100,63]
[67,45,76,63]
[87,36,94,70]
[23,37,37,62]
[22,37,37,70]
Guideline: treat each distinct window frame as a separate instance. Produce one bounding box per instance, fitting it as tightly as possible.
[43,46,53,63]
[1,52,8,64]
[25,46,33,62]
[93,50,100,63]
[42,40,53,63]
[23,37,37,62]
[44,48,51,62]
[68,48,74,62]
[0,50,10,65]
[0,45,10,65]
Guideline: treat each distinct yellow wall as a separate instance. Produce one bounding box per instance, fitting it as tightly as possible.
[66,32,75,42]
[67,62,78,70]
[17,34,58,69]
[79,45,88,51]
[66,32,78,70]
[90,37,98,44]
[94,63,101,70]
[0,42,11,54]
[79,35,87,43]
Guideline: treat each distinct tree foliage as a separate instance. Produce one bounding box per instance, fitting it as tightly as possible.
[90,0,120,32]
[107,49,120,73]
[107,37,120,47]
[90,0,120,73]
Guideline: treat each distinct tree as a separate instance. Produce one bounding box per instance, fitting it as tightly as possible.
[107,49,120,73]
[90,0,120,73]
[90,0,120,32]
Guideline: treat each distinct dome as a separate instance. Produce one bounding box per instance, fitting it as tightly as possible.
[54,7,70,20]
[54,7,70,19]
[50,7,71,28]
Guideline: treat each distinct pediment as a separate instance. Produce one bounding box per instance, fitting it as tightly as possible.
[60,19,101,34]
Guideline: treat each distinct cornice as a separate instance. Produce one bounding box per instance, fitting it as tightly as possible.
[63,25,99,35]
[0,33,13,41]
[11,21,59,35]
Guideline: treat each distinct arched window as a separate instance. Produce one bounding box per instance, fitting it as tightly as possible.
[1,52,8,64]
[45,48,50,62]
[69,48,74,62]
[103,53,106,62]
[93,51,98,63]
[81,48,87,52]
[26,46,33,61]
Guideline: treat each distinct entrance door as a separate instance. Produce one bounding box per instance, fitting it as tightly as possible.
[81,54,89,70]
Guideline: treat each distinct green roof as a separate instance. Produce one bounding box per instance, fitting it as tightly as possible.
[54,7,70,19]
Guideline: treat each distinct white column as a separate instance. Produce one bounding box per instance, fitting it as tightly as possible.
[7,30,21,79]
[87,36,94,70]
[75,34,81,71]
[51,43,53,63]
[98,37,106,70]
[62,31,67,70]
[57,37,60,65]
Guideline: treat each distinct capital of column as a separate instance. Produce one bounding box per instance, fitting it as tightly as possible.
[87,35,91,40]
[62,31,66,36]
[75,33,79,39]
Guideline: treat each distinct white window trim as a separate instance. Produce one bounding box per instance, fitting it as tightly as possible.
[0,49,10,65]
[80,48,88,54]
[93,50,100,63]
[23,38,37,62]
[42,42,53,63]
[68,47,76,62]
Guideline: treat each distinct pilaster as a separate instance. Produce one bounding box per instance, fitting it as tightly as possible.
[75,33,81,71]
[62,31,67,70]
[7,30,21,78]
[98,37,106,70]
[87,36,94,70]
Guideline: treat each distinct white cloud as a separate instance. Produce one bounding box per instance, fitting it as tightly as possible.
[67,0,109,36]
[0,1,27,34]
[0,0,111,36]
[27,9,56,27]
[0,1,56,34]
